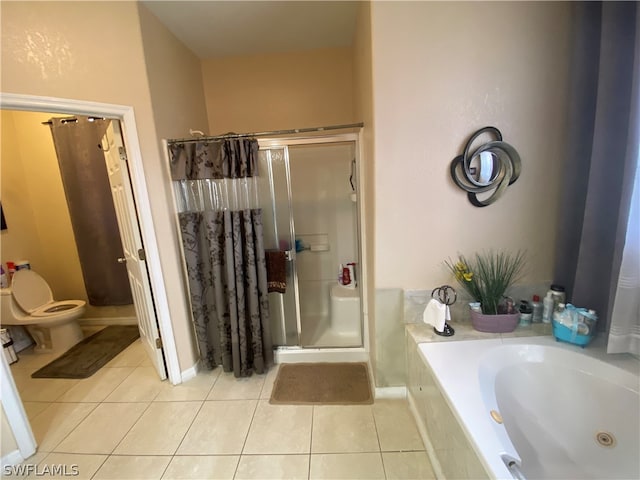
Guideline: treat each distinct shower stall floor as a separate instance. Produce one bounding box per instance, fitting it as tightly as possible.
[300,313,361,348]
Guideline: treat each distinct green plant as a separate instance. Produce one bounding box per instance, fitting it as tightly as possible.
[445,250,526,315]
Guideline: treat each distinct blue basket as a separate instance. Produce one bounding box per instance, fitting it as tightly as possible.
[552,319,595,347]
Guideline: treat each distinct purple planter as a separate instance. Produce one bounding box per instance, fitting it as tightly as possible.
[470,310,519,333]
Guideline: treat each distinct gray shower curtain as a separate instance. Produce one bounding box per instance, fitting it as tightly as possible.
[170,139,273,377]
[553,2,639,332]
[49,117,133,306]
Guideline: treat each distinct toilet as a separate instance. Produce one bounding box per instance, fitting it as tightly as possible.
[0,270,86,354]
[329,284,361,337]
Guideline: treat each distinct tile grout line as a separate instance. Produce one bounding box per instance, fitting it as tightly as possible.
[232,394,261,479]
[172,398,208,457]
[308,404,315,479]
[370,402,388,480]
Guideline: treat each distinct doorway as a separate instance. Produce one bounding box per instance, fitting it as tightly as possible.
[258,134,364,350]
[0,93,181,463]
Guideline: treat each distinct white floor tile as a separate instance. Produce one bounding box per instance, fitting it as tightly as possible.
[177,400,257,455]
[207,372,265,400]
[161,455,239,480]
[22,401,52,420]
[259,365,280,399]
[14,376,79,402]
[104,340,147,368]
[382,451,436,479]
[114,401,202,455]
[29,402,98,452]
[312,405,380,453]
[92,455,171,480]
[154,368,220,402]
[57,367,135,403]
[373,399,425,452]
[243,400,312,454]
[104,366,164,402]
[54,402,149,454]
[309,453,385,479]
[235,454,309,480]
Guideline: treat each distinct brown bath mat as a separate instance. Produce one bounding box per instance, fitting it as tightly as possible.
[31,325,140,379]
[270,362,373,405]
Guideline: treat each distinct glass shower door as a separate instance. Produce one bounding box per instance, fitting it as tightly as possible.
[257,148,300,346]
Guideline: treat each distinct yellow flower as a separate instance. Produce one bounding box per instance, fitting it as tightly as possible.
[463,272,474,282]
[455,261,467,273]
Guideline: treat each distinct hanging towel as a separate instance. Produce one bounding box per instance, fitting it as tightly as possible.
[423,298,446,333]
[266,250,287,293]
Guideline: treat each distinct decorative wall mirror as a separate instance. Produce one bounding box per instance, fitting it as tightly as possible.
[450,126,521,207]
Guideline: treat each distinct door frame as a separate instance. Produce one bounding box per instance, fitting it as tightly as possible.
[0,93,181,384]
[257,133,370,352]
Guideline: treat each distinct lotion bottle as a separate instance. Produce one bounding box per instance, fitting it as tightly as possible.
[542,292,554,324]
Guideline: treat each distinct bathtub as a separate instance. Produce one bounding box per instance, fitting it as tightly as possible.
[417,336,639,479]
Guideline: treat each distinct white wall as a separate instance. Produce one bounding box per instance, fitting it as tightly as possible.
[371,1,572,290]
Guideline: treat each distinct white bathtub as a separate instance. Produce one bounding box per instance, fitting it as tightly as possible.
[418,336,640,479]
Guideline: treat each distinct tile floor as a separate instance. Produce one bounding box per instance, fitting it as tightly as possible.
[7,340,435,479]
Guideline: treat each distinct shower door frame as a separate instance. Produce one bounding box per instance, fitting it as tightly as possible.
[258,132,369,354]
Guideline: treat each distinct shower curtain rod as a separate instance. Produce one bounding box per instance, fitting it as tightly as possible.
[41,116,106,125]
[166,122,364,145]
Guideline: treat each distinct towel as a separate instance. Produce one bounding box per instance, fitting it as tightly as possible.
[423,298,446,332]
[266,250,287,293]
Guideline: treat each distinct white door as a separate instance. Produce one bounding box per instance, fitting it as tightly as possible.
[101,120,167,380]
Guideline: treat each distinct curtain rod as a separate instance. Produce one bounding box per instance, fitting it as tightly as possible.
[166,122,364,145]
[41,116,106,125]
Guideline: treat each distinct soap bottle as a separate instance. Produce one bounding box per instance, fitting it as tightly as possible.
[542,292,554,324]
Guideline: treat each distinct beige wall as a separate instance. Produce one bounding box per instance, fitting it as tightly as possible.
[201,47,355,133]
[1,1,205,371]
[1,111,85,299]
[352,1,377,371]
[371,1,571,289]
[0,112,45,275]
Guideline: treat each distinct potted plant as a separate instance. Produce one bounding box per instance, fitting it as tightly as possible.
[445,250,526,332]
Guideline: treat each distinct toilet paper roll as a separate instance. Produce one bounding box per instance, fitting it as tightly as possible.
[423,298,446,332]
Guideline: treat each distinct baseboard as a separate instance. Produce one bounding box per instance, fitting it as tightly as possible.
[1,450,25,469]
[79,317,137,326]
[180,362,200,383]
[374,386,407,399]
[274,347,369,364]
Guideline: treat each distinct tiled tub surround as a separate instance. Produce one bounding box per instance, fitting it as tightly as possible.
[406,326,640,479]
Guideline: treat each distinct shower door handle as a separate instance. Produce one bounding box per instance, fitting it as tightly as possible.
[117,257,126,264]
[284,250,294,261]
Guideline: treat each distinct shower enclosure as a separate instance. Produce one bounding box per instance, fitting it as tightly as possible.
[257,134,363,350]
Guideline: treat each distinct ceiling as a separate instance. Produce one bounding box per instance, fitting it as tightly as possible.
[141,1,359,59]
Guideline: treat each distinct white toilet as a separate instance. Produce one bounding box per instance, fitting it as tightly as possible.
[329,284,361,337]
[0,270,86,354]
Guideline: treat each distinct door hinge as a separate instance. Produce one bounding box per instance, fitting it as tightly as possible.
[138,248,146,261]
[119,146,127,162]
[155,337,163,349]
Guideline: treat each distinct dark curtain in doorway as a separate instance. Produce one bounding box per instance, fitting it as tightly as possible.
[170,138,273,377]
[553,2,639,332]
[49,116,133,306]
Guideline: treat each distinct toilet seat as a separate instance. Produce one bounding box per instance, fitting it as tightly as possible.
[11,270,86,317]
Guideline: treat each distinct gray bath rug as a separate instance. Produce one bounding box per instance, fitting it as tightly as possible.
[270,362,373,405]
[31,325,140,379]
